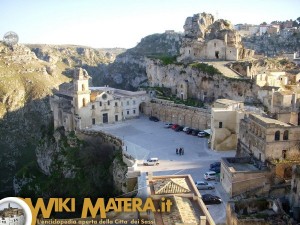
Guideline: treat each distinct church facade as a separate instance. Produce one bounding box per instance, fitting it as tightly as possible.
[50,68,150,131]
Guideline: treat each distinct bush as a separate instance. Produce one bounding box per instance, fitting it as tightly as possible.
[190,63,222,75]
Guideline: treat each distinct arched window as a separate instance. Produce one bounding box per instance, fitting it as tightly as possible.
[275,130,280,141]
[283,130,289,140]
[82,98,86,107]
[82,84,85,91]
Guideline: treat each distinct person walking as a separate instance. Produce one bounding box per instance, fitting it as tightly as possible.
[176,148,178,155]
[179,147,182,155]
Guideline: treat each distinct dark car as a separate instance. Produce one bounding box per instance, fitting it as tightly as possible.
[191,129,200,136]
[202,194,222,205]
[149,116,159,122]
[210,162,221,169]
[174,126,184,132]
[209,166,220,173]
[185,128,193,134]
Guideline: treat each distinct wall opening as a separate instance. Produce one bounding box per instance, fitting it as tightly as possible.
[275,130,280,141]
[215,51,219,59]
[103,113,108,123]
[82,98,86,107]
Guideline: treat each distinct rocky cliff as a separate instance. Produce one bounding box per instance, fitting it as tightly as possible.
[0,42,69,197]
[14,128,127,199]
[146,59,259,103]
[28,32,183,90]
[243,32,300,56]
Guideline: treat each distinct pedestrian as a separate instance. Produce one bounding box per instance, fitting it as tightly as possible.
[179,148,182,156]
[182,148,184,155]
[176,148,178,155]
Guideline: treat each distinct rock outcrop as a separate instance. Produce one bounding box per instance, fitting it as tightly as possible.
[146,58,259,103]
[178,12,254,62]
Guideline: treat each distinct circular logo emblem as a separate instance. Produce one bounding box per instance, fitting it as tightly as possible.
[3,31,19,46]
[0,197,32,225]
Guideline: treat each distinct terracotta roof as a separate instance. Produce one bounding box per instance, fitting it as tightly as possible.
[161,196,199,225]
[153,178,191,194]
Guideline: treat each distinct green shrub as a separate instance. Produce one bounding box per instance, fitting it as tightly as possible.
[190,63,222,75]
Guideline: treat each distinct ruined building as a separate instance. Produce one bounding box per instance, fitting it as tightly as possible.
[178,12,254,62]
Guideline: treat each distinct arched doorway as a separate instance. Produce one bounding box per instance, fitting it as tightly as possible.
[139,102,146,114]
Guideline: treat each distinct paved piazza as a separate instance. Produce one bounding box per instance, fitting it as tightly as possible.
[92,115,235,224]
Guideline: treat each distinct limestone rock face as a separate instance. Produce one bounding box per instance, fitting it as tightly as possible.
[146,58,259,103]
[183,13,215,39]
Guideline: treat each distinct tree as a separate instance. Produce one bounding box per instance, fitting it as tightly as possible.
[261,22,267,25]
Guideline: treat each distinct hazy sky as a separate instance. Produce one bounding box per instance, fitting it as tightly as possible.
[0,0,299,48]
[0,202,22,210]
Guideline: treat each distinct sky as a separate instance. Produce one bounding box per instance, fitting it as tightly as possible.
[0,0,299,49]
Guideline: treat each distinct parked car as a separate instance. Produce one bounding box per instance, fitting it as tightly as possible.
[185,128,193,134]
[143,158,159,166]
[171,124,179,130]
[202,194,222,205]
[164,123,173,128]
[149,116,159,122]
[210,162,221,169]
[209,166,220,173]
[191,129,200,136]
[198,131,209,137]
[195,181,215,190]
[174,126,184,132]
[204,171,217,180]
[182,126,190,132]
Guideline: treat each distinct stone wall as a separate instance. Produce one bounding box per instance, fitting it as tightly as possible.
[226,202,268,225]
[142,99,211,130]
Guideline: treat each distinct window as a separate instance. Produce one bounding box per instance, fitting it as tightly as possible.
[133,109,136,114]
[91,105,95,109]
[82,84,85,91]
[99,101,102,106]
[127,101,129,105]
[82,98,86,107]
[275,130,280,141]
[283,130,289,140]
[108,100,110,106]
[92,118,95,125]
[219,122,223,128]
[282,150,287,159]
[127,110,129,115]
[214,43,216,47]
[133,100,136,105]
[115,115,118,122]
[115,102,118,107]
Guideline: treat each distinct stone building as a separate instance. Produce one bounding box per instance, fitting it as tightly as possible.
[146,173,216,225]
[178,13,254,62]
[142,98,211,130]
[210,99,262,151]
[0,203,24,225]
[237,114,300,162]
[290,164,300,222]
[255,71,289,87]
[50,68,149,131]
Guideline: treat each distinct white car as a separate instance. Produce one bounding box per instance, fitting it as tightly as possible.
[204,171,217,180]
[143,158,159,166]
[164,123,173,128]
[195,181,215,190]
[183,126,190,132]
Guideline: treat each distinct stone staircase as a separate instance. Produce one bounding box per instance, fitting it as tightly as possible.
[209,61,244,79]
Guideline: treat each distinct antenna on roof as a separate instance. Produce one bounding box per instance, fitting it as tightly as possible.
[215,10,219,20]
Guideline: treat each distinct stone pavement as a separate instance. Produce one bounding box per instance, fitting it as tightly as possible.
[92,116,235,224]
